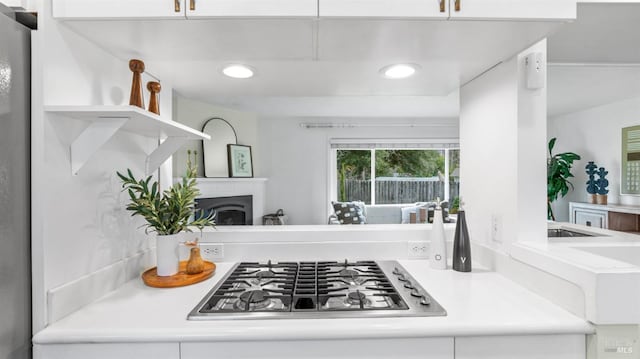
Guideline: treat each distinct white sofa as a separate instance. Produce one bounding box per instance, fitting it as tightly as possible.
[329,202,452,225]
[363,204,405,224]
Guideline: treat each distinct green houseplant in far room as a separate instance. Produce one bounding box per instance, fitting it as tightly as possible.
[547,138,581,221]
[117,150,215,277]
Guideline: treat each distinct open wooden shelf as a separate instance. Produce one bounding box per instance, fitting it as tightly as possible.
[46,105,210,175]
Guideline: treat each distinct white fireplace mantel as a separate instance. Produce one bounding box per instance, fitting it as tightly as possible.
[175,178,268,225]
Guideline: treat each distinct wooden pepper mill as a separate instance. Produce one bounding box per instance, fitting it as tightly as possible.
[186,247,205,275]
[147,81,161,115]
[128,59,145,109]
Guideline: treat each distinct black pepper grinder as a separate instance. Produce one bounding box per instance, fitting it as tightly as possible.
[452,199,472,272]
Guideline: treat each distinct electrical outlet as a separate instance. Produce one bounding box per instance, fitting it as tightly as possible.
[201,243,224,260]
[491,214,502,243]
[408,241,428,259]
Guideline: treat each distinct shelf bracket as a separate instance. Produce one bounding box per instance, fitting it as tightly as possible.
[145,137,189,175]
[70,117,128,175]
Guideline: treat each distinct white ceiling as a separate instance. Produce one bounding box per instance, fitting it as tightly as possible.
[61,6,640,119]
[548,65,640,117]
[62,18,562,117]
[548,3,640,64]
[547,3,640,117]
[206,91,460,118]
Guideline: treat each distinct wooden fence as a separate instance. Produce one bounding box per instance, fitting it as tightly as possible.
[343,179,459,204]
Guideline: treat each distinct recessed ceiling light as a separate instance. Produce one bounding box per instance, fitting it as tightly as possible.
[380,64,419,79]
[222,64,255,79]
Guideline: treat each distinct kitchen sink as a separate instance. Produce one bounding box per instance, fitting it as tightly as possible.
[547,228,594,238]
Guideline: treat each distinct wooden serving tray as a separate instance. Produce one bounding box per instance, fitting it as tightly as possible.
[142,261,216,288]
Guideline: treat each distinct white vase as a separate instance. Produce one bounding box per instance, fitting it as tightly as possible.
[156,233,180,277]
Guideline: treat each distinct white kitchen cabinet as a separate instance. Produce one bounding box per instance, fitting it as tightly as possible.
[33,343,180,359]
[449,0,576,20]
[319,0,449,19]
[320,0,576,19]
[569,201,640,232]
[52,0,575,20]
[52,0,186,19]
[570,202,608,229]
[181,338,454,359]
[455,335,586,359]
[575,209,607,228]
[186,0,318,18]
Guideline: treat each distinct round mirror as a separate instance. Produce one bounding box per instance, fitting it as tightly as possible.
[202,118,238,178]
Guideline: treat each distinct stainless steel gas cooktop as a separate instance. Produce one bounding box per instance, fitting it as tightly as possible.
[188,260,447,320]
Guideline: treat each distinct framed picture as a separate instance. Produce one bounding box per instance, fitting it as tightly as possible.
[622,125,640,195]
[227,144,253,178]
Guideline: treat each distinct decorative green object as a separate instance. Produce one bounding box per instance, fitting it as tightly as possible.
[117,150,215,235]
[596,167,609,195]
[547,138,581,221]
[585,161,598,195]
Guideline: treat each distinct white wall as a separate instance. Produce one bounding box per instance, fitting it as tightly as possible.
[32,1,173,330]
[172,95,258,177]
[548,95,640,222]
[258,117,459,225]
[459,40,547,251]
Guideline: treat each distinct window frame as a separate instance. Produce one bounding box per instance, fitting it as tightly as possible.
[328,139,460,208]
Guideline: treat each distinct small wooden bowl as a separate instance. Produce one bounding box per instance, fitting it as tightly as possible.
[142,261,216,288]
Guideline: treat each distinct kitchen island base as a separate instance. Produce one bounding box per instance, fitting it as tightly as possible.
[34,335,585,359]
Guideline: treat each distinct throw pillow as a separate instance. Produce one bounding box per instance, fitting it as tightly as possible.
[332,201,366,225]
[352,200,367,218]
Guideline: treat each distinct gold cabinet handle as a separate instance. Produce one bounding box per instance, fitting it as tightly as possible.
[190,0,195,11]
[174,0,181,12]
[455,0,461,11]
[439,0,445,12]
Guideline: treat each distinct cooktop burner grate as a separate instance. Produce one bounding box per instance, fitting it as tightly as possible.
[189,260,447,320]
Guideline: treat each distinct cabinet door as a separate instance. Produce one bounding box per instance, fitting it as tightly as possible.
[182,338,454,359]
[449,0,576,20]
[455,335,585,359]
[33,343,180,359]
[186,0,317,18]
[319,0,449,18]
[574,209,607,229]
[52,0,186,19]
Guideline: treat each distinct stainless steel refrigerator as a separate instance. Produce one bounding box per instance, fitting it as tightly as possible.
[0,3,31,359]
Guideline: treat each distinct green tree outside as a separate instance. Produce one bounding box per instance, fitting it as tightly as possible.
[337,149,448,202]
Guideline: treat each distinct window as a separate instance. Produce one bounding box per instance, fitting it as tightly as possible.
[332,140,459,206]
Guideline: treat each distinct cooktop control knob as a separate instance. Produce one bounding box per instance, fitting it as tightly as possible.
[410,289,422,297]
[403,281,414,289]
[392,267,402,275]
[397,274,407,282]
[420,295,432,306]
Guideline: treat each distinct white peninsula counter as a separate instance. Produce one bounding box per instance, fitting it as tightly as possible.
[33,260,592,359]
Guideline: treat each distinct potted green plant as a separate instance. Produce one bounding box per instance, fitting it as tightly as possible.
[117,151,214,277]
[547,138,581,221]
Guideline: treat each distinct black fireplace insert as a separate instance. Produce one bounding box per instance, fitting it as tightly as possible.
[195,195,253,225]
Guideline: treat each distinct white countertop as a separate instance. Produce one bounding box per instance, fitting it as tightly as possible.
[33,261,592,344]
[571,201,640,216]
[512,223,640,324]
